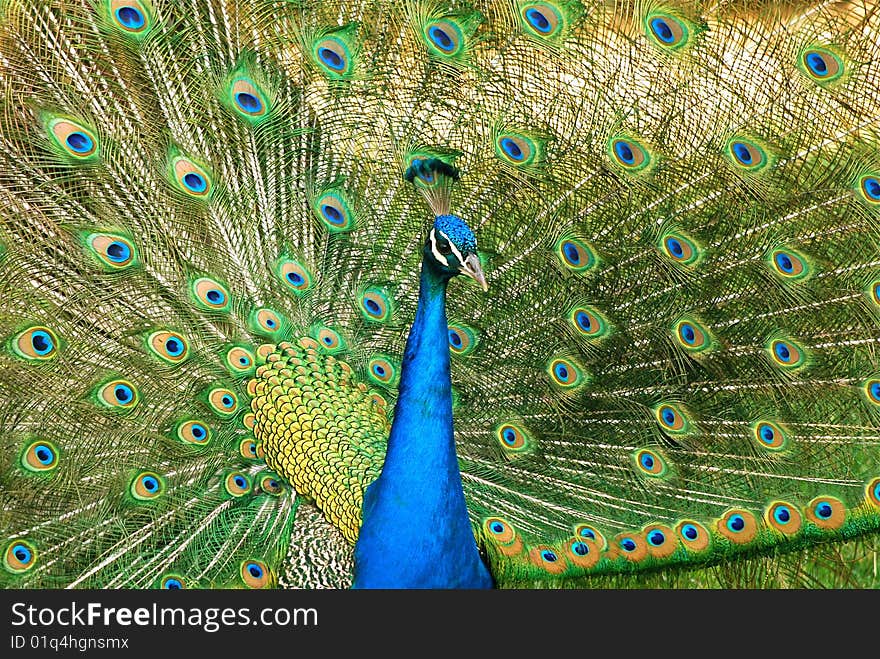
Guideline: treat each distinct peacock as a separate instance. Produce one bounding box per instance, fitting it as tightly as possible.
[2,0,880,591]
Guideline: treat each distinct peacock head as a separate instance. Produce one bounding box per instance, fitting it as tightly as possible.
[425,214,487,291]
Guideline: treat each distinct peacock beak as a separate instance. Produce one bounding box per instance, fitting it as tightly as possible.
[461,253,488,292]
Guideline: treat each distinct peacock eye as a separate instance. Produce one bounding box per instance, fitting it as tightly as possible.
[438,240,453,256]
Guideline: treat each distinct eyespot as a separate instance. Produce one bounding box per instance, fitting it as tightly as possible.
[367,356,397,386]
[675,520,711,552]
[240,560,271,588]
[769,249,809,280]
[548,357,586,389]
[191,277,230,312]
[313,189,355,232]
[12,326,59,361]
[46,116,99,159]
[313,36,354,78]
[644,524,677,558]
[239,438,258,459]
[752,421,790,451]
[800,47,843,83]
[654,403,688,434]
[565,537,601,569]
[858,175,880,204]
[574,524,607,550]
[225,347,255,374]
[314,327,345,353]
[660,232,700,266]
[278,259,312,295]
[109,1,152,34]
[251,308,284,336]
[147,330,189,363]
[207,388,238,416]
[805,496,846,530]
[615,532,648,562]
[359,287,392,322]
[495,133,538,167]
[482,517,523,556]
[86,233,137,269]
[555,237,596,273]
[632,448,668,477]
[530,545,567,574]
[424,20,463,56]
[131,471,164,500]
[608,136,651,172]
[22,440,59,472]
[646,13,690,49]
[169,154,212,198]
[225,472,252,497]
[495,423,531,453]
[520,3,563,38]
[447,323,477,355]
[97,379,140,410]
[726,138,768,170]
[865,477,880,509]
[765,501,802,535]
[673,317,712,353]
[160,574,186,589]
[4,540,37,573]
[176,420,211,445]
[570,306,608,338]
[768,337,806,369]
[717,509,758,544]
[866,379,880,406]
[228,77,269,120]
[259,474,284,496]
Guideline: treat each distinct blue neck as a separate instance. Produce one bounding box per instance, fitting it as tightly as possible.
[352,261,493,589]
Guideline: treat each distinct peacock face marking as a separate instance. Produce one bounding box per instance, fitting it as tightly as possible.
[426,215,487,290]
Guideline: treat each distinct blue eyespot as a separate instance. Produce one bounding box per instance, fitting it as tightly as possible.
[321,204,343,225]
[318,48,344,71]
[499,137,524,161]
[774,506,791,523]
[871,382,880,401]
[863,177,880,200]
[247,563,263,578]
[428,26,454,52]
[142,475,159,492]
[554,363,569,380]
[114,384,133,403]
[365,299,380,314]
[183,172,206,193]
[732,142,752,165]
[650,17,674,43]
[682,524,698,540]
[191,424,206,440]
[234,476,247,489]
[620,538,637,552]
[30,331,54,355]
[662,408,675,425]
[775,342,791,362]
[562,241,580,264]
[235,92,261,114]
[65,131,94,154]
[775,252,794,273]
[640,453,654,470]
[116,6,145,29]
[680,323,696,344]
[34,444,54,465]
[805,52,827,76]
[490,522,505,534]
[206,289,225,304]
[815,502,833,519]
[13,544,32,564]
[502,428,517,446]
[286,271,304,286]
[525,8,552,33]
[448,330,463,348]
[164,578,182,589]
[760,424,775,444]
[165,338,183,356]
[665,237,683,258]
[105,241,131,263]
[614,141,635,164]
[372,364,386,377]
[579,528,595,540]
[571,541,589,556]
[648,530,665,546]
[541,549,558,562]
[727,515,745,532]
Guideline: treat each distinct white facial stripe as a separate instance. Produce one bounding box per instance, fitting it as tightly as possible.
[436,229,465,266]
[429,228,449,267]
